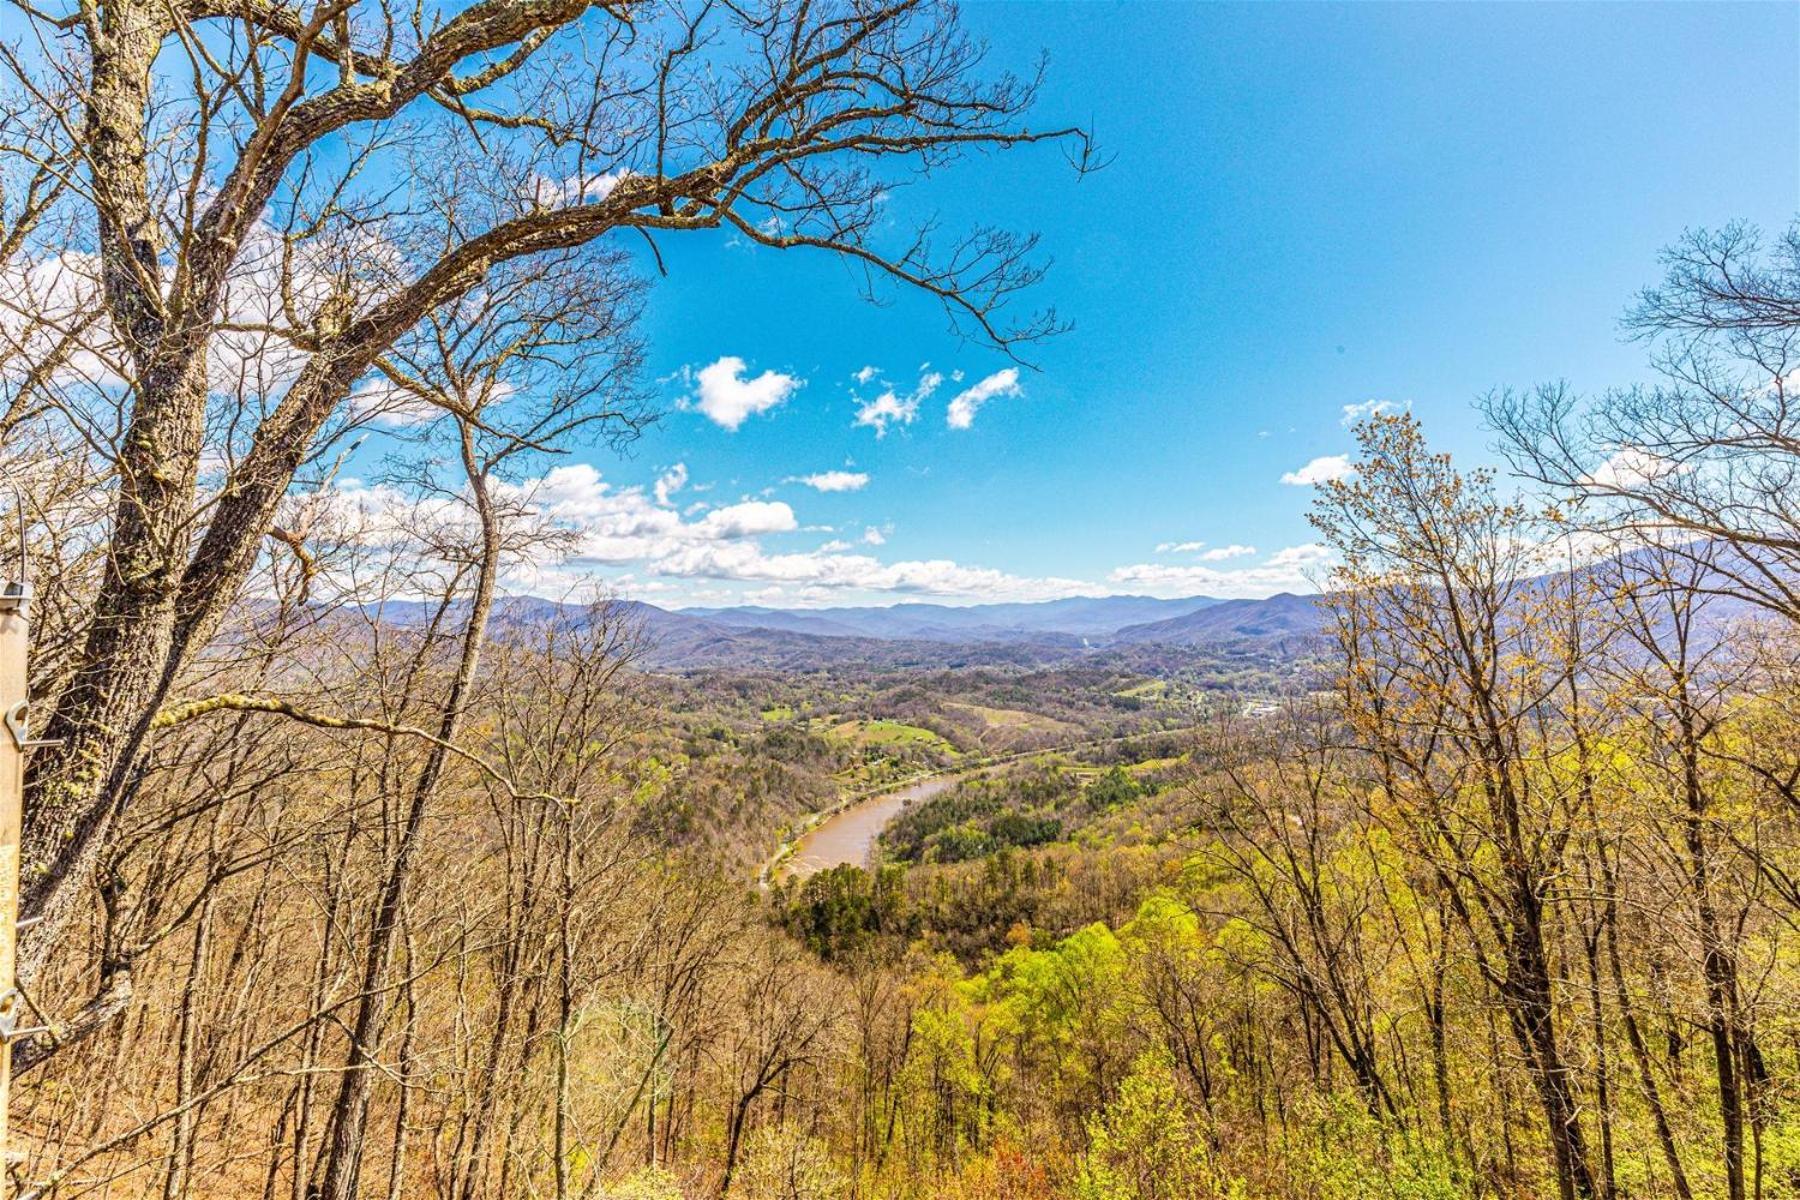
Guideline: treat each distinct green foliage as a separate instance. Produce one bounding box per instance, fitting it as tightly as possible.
[883,765,1078,863]
[1075,1050,1227,1200]
[1759,1108,1800,1195]
[1084,766,1144,811]
[1290,1099,1464,1200]
[776,864,910,960]
[597,1167,684,1200]
[652,594,1800,1200]
[736,1127,849,1200]
[929,823,997,863]
[988,809,1062,850]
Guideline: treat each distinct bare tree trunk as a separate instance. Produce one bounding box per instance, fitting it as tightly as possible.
[162,897,212,1200]
[312,433,501,1200]
[554,813,576,1200]
[1604,885,1694,1200]
[1580,924,1616,1200]
[1425,912,1465,1170]
[23,0,205,975]
[1679,732,1748,1200]
[383,924,419,1200]
[1503,896,1599,1200]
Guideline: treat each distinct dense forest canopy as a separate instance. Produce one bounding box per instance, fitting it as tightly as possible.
[1,0,1798,1197]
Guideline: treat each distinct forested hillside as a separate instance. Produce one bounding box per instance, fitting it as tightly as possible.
[9,236,1800,1198]
[0,0,1796,1196]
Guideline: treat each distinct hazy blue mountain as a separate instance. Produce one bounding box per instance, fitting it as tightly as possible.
[1108,592,1328,650]
[675,606,874,639]
[357,550,1772,671]
[366,591,1319,667]
[684,594,1219,643]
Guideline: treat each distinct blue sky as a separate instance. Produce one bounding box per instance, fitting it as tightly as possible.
[493,2,1800,609]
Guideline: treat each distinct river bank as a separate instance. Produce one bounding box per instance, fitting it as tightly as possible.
[769,775,957,884]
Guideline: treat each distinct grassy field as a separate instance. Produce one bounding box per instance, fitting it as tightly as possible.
[825,717,959,753]
[1064,754,1186,780]
[943,701,1081,736]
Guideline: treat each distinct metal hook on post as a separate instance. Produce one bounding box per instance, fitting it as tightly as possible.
[0,991,49,1044]
[2,703,57,754]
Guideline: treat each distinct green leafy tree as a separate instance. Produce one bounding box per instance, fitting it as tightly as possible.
[1076,1050,1226,1200]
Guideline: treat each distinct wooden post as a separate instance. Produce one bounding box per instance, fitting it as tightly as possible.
[0,549,28,1189]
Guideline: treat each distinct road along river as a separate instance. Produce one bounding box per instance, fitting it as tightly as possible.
[769,775,957,884]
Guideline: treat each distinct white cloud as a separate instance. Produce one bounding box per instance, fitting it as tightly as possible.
[690,356,802,430]
[344,377,441,427]
[327,462,1096,602]
[528,167,634,208]
[788,470,869,493]
[1199,544,1257,561]
[1579,447,1685,491]
[651,542,1098,602]
[1265,543,1331,567]
[0,251,119,391]
[853,367,943,436]
[315,461,1333,609]
[213,220,404,399]
[1340,399,1399,426]
[1155,541,1255,560]
[854,391,918,436]
[946,368,1022,430]
[1107,543,1333,599]
[0,216,409,407]
[1280,455,1355,486]
[653,463,688,506]
[690,500,797,539]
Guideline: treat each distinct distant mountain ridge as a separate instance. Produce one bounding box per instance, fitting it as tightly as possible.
[360,590,1332,668]
[681,594,1224,643]
[1108,592,1326,648]
[637,591,1323,667]
[447,546,1775,670]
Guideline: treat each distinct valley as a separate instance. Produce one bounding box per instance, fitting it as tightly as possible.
[4,3,1788,1195]
[619,590,1327,669]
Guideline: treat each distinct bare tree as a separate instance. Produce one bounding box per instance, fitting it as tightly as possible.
[0,0,1089,1051]
[1197,703,1402,1123]
[1487,221,1800,620]
[1314,413,1603,1200]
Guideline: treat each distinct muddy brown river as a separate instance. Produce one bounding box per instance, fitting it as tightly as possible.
[773,775,957,883]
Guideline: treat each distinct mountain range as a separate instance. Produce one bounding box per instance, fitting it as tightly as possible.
[344,591,1325,670]
[598,543,1774,669]
[380,546,1773,671]
[617,591,1328,668]
[681,594,1226,644]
